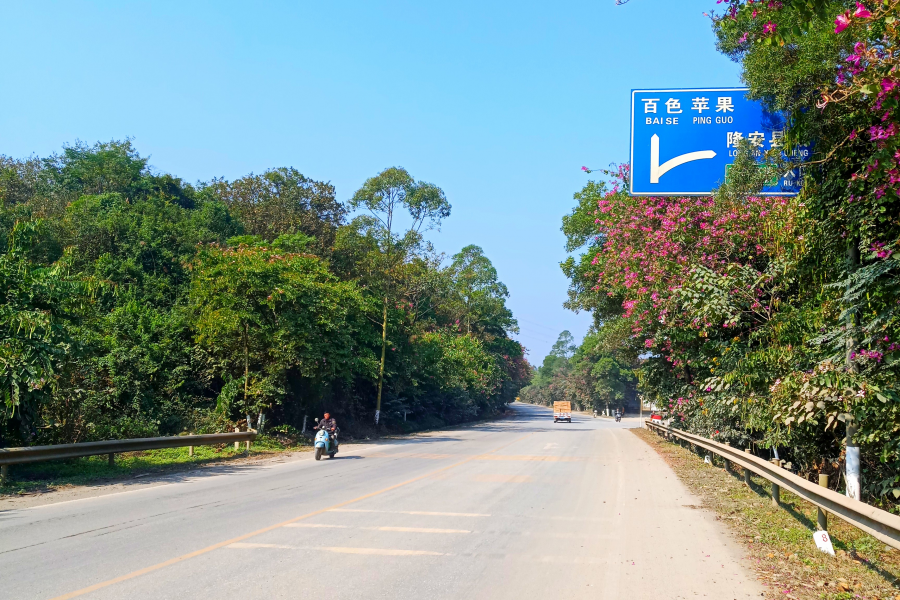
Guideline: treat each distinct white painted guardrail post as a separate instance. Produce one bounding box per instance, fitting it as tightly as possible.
[234,427,240,450]
[845,425,861,501]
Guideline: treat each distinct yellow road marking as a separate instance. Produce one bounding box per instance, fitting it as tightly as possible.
[369,526,470,534]
[227,543,293,549]
[329,508,490,517]
[283,523,348,529]
[367,452,456,460]
[48,432,531,600]
[324,547,445,556]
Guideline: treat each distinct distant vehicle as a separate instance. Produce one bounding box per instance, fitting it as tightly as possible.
[650,412,663,422]
[553,401,571,423]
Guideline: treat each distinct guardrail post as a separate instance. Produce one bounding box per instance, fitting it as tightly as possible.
[817,474,829,530]
[743,449,752,486]
[234,428,240,450]
[769,459,780,506]
[1,465,8,486]
[108,453,115,467]
[188,445,194,457]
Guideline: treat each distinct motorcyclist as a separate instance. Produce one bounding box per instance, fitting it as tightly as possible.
[615,408,622,422]
[316,412,338,451]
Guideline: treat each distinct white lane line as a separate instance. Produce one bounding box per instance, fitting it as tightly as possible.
[324,547,445,556]
[283,523,349,529]
[367,526,471,534]
[226,544,607,564]
[328,508,490,517]
[542,443,558,450]
[226,543,443,555]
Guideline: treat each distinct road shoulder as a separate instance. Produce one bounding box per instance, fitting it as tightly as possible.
[632,427,900,600]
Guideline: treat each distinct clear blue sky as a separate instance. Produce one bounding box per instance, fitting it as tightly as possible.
[1,0,740,362]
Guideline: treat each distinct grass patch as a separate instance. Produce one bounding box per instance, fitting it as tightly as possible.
[633,427,900,600]
[0,434,308,497]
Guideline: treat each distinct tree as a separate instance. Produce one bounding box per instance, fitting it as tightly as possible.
[550,331,577,359]
[0,221,92,442]
[448,245,517,337]
[190,241,372,422]
[200,168,345,254]
[349,167,450,424]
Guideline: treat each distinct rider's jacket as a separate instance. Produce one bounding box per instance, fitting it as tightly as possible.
[320,417,337,431]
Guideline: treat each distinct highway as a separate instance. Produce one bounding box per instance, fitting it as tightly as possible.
[0,403,763,600]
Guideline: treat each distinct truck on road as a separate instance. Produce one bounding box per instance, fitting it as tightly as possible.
[553,401,571,423]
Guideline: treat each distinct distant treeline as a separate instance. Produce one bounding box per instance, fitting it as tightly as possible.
[0,140,530,445]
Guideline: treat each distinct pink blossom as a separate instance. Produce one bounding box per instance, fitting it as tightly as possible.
[853,2,872,18]
[763,21,777,34]
[835,12,851,33]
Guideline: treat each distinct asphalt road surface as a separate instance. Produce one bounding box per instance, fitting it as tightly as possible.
[0,403,763,600]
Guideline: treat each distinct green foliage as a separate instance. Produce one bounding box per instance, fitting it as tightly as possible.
[191,243,373,417]
[0,221,92,441]
[519,325,636,413]
[0,141,528,446]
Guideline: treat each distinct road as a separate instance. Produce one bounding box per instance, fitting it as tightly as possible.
[0,403,762,600]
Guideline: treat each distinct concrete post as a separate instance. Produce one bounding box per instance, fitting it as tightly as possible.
[234,427,240,450]
[188,446,194,457]
[302,415,308,434]
[817,474,829,529]
[1,465,8,486]
[108,453,115,467]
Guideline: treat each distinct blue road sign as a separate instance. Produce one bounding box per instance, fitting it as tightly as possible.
[629,88,807,196]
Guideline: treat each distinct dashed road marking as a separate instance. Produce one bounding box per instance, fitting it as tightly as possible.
[328,508,490,517]
[368,526,470,534]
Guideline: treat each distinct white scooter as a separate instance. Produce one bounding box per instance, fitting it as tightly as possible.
[313,418,339,460]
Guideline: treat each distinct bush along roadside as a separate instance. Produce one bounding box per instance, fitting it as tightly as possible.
[633,428,900,600]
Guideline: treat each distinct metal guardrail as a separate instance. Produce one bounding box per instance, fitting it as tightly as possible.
[0,431,257,484]
[645,420,900,551]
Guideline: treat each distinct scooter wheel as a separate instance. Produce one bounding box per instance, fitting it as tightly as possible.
[315,447,323,461]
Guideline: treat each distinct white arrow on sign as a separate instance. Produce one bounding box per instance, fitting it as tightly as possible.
[650,134,717,183]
